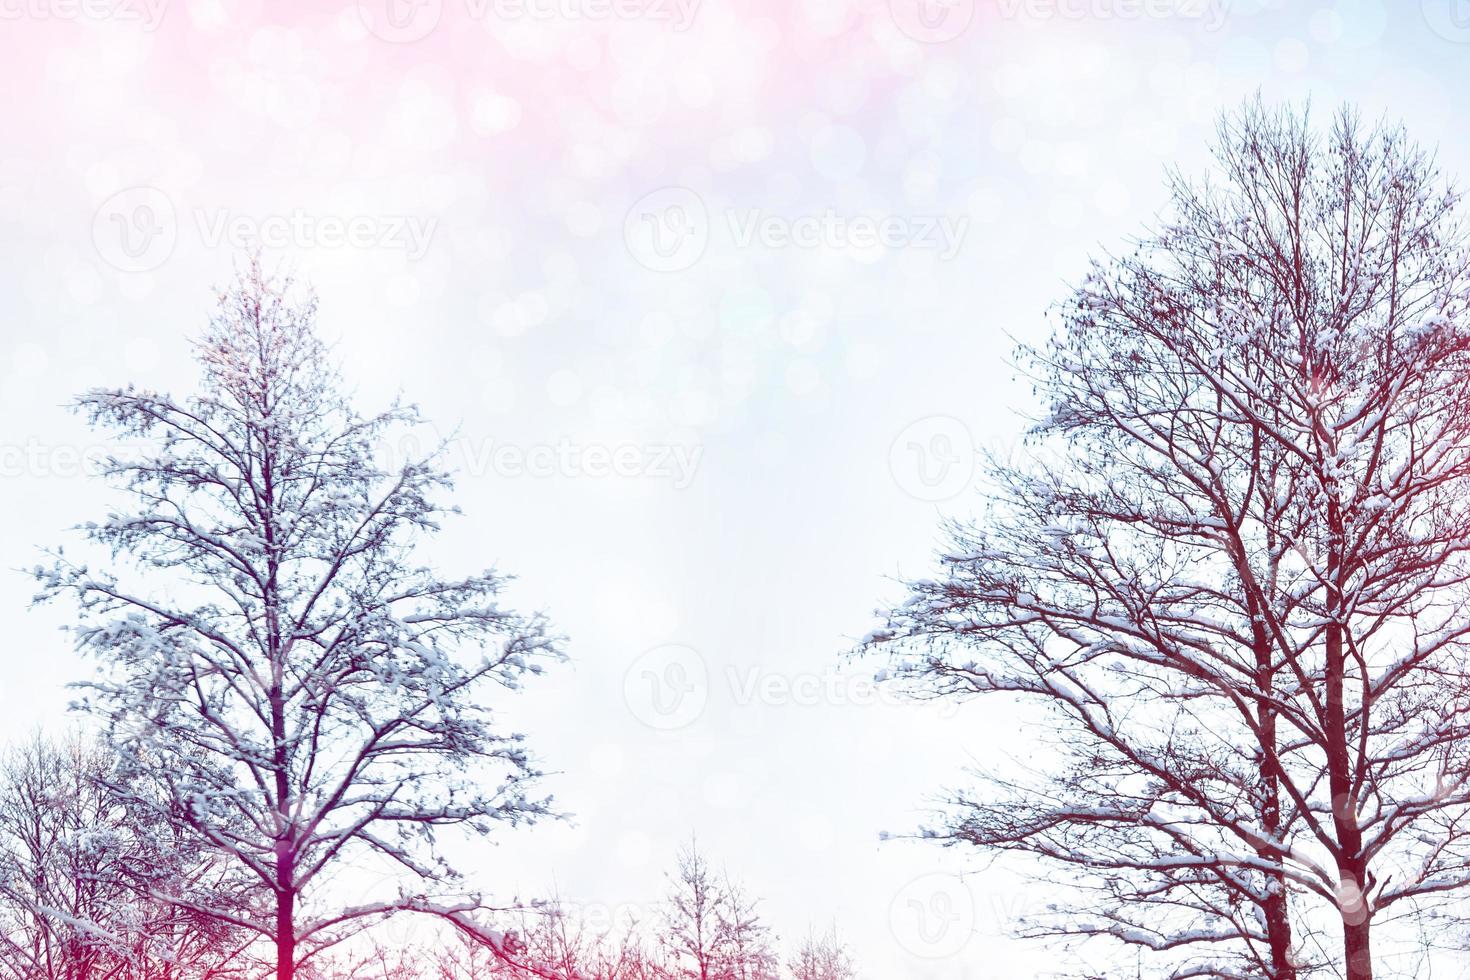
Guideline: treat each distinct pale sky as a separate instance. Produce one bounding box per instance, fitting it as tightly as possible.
[4,0,1470,976]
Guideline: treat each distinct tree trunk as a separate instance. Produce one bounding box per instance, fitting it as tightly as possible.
[276,885,295,980]
[1241,550,1296,980]
[264,390,294,980]
[1342,903,1372,980]
[1323,479,1370,980]
[1262,876,1295,980]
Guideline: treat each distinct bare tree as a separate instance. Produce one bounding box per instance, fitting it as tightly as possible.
[329,940,425,980]
[867,102,1470,980]
[509,906,592,980]
[514,906,667,980]
[659,841,776,980]
[239,855,832,980]
[432,931,505,980]
[421,907,664,980]
[0,731,253,979]
[660,843,726,980]
[787,927,855,980]
[36,258,562,979]
[717,883,776,980]
[577,922,666,980]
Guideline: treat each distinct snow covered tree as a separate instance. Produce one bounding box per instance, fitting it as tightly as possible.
[867,102,1470,980]
[419,907,664,979]
[432,933,506,979]
[577,923,666,980]
[659,841,777,980]
[660,842,727,980]
[497,905,596,980]
[0,731,252,978]
[717,883,776,980]
[787,927,855,980]
[504,906,666,980]
[36,259,562,979]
